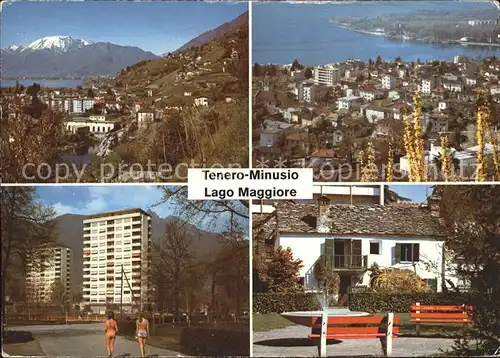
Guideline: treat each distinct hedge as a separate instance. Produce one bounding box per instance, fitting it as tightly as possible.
[180,326,249,356]
[253,293,320,314]
[349,292,472,313]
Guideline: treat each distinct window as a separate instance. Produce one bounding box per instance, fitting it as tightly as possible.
[396,243,420,263]
[370,241,380,255]
[423,278,438,292]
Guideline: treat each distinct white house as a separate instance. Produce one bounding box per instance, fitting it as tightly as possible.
[443,81,462,93]
[66,117,115,135]
[490,85,500,96]
[194,97,209,107]
[420,78,434,95]
[336,95,363,111]
[256,198,453,296]
[381,75,396,90]
[137,110,155,128]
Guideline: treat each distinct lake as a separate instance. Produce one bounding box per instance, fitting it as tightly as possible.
[253,1,500,65]
[0,79,83,88]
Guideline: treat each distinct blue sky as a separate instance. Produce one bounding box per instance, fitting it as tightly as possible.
[1,1,247,55]
[36,186,249,235]
[388,185,433,203]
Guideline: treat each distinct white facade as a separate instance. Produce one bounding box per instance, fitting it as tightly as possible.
[278,234,446,292]
[381,75,396,90]
[443,82,462,93]
[66,119,115,134]
[137,111,155,128]
[26,245,72,303]
[365,108,387,123]
[336,96,363,110]
[420,79,434,95]
[194,97,209,107]
[490,85,500,95]
[314,66,341,87]
[82,209,152,314]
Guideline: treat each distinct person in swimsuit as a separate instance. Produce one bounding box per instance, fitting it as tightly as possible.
[104,311,118,357]
[135,312,149,357]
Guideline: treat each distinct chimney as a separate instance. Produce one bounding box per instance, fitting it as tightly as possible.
[316,194,331,233]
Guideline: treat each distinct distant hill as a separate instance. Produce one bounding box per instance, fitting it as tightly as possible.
[174,11,248,53]
[1,36,158,78]
[54,212,225,297]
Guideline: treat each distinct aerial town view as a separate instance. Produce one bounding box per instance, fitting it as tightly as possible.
[1,185,249,356]
[252,1,500,181]
[1,1,249,183]
[252,184,500,357]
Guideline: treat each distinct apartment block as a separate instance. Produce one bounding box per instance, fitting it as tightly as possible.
[82,208,152,314]
[26,245,72,303]
[314,65,341,86]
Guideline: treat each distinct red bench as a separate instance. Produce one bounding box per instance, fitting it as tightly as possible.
[410,303,473,336]
[308,313,400,357]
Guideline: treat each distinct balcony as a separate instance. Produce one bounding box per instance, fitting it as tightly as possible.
[316,254,368,271]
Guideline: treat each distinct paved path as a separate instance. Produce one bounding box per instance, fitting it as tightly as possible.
[253,325,455,357]
[6,323,181,357]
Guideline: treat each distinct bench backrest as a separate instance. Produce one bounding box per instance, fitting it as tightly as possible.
[410,304,473,322]
[311,315,400,337]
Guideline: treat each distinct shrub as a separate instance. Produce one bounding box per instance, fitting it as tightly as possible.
[349,292,472,313]
[180,326,249,356]
[253,293,320,314]
[116,316,136,336]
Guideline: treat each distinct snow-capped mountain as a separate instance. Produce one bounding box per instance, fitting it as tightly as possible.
[1,36,158,77]
[24,36,93,52]
[4,36,93,53]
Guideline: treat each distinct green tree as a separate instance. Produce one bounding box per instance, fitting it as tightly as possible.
[87,88,95,98]
[291,58,304,71]
[376,55,383,68]
[50,279,67,305]
[1,187,56,325]
[259,246,303,293]
[304,68,313,79]
[253,63,261,77]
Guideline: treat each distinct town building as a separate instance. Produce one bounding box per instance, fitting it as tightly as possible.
[253,195,460,297]
[194,97,209,107]
[137,110,155,128]
[82,208,152,314]
[26,244,72,303]
[66,116,115,135]
[336,95,363,111]
[420,78,435,95]
[313,65,341,87]
[381,75,396,90]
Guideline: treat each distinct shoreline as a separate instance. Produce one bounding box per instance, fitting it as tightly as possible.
[330,20,500,48]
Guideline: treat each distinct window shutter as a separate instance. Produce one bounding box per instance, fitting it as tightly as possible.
[413,243,420,262]
[395,243,401,264]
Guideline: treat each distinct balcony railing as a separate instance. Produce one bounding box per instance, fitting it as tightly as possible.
[317,254,368,270]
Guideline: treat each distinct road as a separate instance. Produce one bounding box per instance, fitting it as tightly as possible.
[5,323,181,357]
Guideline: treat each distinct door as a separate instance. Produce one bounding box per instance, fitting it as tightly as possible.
[338,275,351,306]
[334,241,345,268]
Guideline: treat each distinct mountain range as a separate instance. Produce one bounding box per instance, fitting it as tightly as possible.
[173,11,248,53]
[53,211,224,296]
[1,11,248,78]
[1,36,158,78]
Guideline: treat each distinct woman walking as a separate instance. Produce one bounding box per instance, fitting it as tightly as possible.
[104,311,118,357]
[135,312,149,357]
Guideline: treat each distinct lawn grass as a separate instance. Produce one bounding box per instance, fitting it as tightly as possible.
[121,325,183,353]
[253,313,467,338]
[3,330,45,356]
[253,313,297,332]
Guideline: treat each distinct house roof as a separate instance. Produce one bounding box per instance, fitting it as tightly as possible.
[272,202,446,238]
